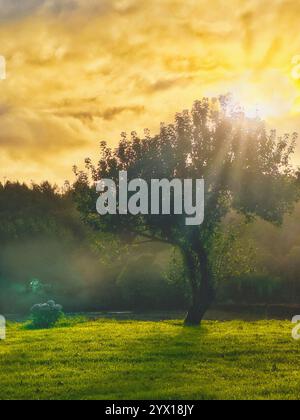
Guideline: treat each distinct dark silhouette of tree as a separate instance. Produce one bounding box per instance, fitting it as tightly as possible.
[0,181,84,243]
[74,96,300,325]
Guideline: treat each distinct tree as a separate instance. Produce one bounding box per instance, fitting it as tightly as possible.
[73,96,300,325]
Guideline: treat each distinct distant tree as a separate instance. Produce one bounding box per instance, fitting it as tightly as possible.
[0,181,85,243]
[74,96,300,325]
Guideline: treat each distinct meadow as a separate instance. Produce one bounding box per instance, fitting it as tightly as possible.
[0,318,299,400]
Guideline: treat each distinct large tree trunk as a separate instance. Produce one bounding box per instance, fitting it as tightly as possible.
[183,246,215,326]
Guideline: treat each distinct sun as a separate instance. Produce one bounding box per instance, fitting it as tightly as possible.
[243,101,289,120]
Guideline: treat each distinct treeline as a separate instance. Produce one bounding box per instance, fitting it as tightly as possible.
[0,182,185,314]
[0,181,299,314]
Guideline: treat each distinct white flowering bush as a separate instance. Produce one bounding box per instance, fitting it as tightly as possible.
[30,300,63,328]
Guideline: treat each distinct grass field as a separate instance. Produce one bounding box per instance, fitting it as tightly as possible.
[0,318,299,400]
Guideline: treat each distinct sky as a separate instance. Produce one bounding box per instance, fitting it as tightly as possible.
[0,0,300,184]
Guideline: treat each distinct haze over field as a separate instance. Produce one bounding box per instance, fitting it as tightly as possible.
[1,0,300,183]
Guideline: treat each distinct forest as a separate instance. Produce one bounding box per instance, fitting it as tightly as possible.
[1,178,300,315]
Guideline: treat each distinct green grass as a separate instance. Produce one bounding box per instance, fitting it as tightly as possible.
[0,318,299,400]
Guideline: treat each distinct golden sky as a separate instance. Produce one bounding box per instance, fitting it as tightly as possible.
[0,0,300,184]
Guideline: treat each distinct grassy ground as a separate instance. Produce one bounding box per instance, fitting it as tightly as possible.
[0,318,299,400]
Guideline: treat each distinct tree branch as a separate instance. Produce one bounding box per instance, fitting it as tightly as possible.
[131,230,176,246]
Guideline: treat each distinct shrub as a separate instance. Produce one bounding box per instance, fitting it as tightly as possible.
[30,300,63,328]
[218,274,282,304]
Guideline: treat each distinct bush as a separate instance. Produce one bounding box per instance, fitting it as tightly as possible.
[30,300,63,328]
[218,274,282,304]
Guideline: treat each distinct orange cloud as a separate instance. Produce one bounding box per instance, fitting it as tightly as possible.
[0,0,300,183]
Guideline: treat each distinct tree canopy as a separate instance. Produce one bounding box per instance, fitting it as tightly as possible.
[74,96,300,325]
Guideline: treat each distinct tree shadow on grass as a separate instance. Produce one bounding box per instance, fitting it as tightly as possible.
[67,320,218,400]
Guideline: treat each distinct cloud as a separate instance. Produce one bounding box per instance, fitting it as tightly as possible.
[143,77,190,94]
[100,105,145,121]
[56,105,145,122]
[0,0,44,20]
[0,0,128,22]
[0,107,91,159]
[0,0,300,183]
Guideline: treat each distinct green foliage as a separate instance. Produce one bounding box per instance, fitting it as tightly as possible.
[74,96,300,321]
[211,217,259,284]
[1,101,300,316]
[0,181,83,243]
[218,274,282,304]
[1,176,300,314]
[30,300,63,329]
[117,255,187,309]
[91,231,130,266]
[165,248,190,295]
[75,96,299,241]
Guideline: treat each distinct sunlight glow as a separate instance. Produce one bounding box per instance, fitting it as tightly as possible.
[1,1,300,183]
